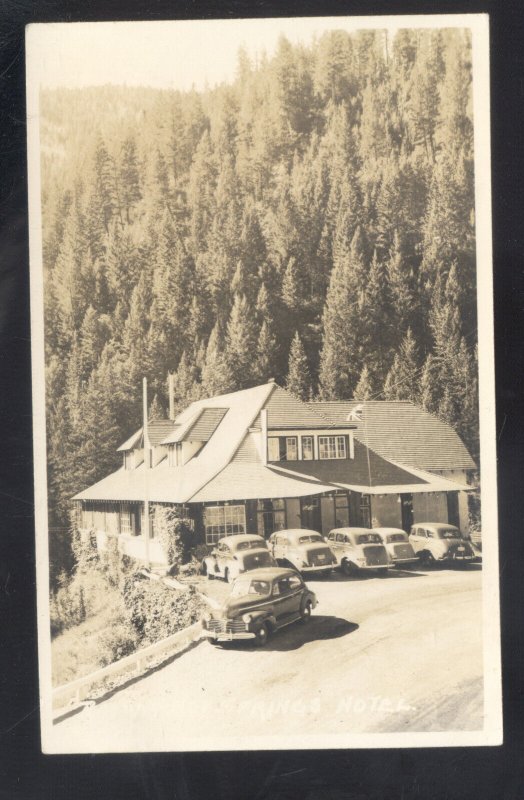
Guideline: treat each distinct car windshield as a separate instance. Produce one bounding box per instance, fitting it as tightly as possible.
[437,528,462,539]
[356,533,383,545]
[386,533,406,543]
[236,540,264,551]
[298,534,323,544]
[230,578,271,598]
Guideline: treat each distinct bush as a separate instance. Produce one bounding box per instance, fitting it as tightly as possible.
[153,507,194,573]
[71,526,99,573]
[122,575,204,646]
[50,573,87,636]
[98,618,139,667]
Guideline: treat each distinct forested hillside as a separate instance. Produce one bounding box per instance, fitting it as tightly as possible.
[41,28,478,546]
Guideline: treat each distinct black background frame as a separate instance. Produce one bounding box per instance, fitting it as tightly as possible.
[1,0,522,798]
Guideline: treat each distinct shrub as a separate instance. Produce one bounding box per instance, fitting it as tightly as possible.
[122,575,204,646]
[50,572,87,636]
[153,507,194,573]
[98,618,138,667]
[71,526,99,573]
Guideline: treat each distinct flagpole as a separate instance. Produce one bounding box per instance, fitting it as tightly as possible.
[143,377,150,570]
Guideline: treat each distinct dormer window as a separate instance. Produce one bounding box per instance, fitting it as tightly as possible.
[268,436,298,462]
[301,436,314,460]
[168,443,182,467]
[319,435,347,460]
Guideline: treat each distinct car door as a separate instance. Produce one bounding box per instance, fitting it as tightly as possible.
[215,541,231,576]
[272,576,299,622]
[328,531,343,562]
[271,534,286,563]
[410,526,425,554]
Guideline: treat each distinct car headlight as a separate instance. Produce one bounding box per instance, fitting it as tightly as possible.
[242,613,252,624]
[357,557,367,565]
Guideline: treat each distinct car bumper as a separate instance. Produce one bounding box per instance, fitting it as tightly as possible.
[439,554,475,562]
[391,557,419,565]
[301,563,336,572]
[201,629,256,641]
[357,563,389,570]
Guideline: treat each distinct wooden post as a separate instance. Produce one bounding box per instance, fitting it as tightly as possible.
[143,377,150,570]
[168,372,175,421]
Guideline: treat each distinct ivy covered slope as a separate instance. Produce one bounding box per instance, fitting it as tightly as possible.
[41,28,478,534]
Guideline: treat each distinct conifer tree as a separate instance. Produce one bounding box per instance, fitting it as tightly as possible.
[225,294,259,390]
[201,323,232,397]
[353,365,374,400]
[120,136,142,223]
[383,328,420,403]
[286,332,312,400]
[255,320,279,385]
[319,227,368,399]
[148,393,165,420]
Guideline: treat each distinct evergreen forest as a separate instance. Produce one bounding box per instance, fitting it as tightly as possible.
[40,28,479,576]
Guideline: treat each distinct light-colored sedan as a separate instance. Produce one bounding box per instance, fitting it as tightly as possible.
[202,534,276,583]
[326,527,390,576]
[374,527,418,567]
[409,523,476,567]
[268,529,337,574]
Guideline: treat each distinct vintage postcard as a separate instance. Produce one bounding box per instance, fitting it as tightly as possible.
[26,14,501,752]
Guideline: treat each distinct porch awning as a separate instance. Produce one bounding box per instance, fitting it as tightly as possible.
[189,462,337,502]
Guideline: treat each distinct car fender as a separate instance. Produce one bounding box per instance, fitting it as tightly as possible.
[248,611,277,631]
[203,556,219,574]
[301,591,317,611]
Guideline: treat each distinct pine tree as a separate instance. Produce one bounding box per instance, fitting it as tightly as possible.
[359,250,397,387]
[286,332,312,400]
[201,323,232,397]
[225,294,259,390]
[120,136,142,223]
[148,394,165,420]
[383,328,420,403]
[255,320,279,384]
[353,365,374,400]
[93,136,119,231]
[319,227,368,399]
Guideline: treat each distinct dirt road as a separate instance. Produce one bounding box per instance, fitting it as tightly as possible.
[48,566,483,751]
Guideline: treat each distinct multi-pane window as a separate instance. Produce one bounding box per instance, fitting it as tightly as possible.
[204,504,246,545]
[119,505,133,535]
[360,495,371,528]
[334,492,350,527]
[267,436,298,461]
[168,443,182,467]
[301,436,314,460]
[318,435,347,459]
[257,499,286,537]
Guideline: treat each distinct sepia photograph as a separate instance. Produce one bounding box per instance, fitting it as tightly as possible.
[26,14,501,752]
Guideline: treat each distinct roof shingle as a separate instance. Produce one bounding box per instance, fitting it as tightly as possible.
[313,400,475,471]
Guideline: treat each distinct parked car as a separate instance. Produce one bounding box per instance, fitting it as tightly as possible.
[374,527,418,567]
[268,528,337,575]
[409,523,476,567]
[202,534,276,582]
[200,567,318,646]
[326,527,390,576]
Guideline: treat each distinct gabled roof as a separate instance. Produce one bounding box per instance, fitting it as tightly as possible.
[75,383,276,504]
[313,400,476,471]
[183,407,228,442]
[117,420,178,451]
[264,386,356,430]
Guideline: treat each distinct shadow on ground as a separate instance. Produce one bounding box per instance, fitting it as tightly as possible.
[216,615,359,653]
[320,567,426,582]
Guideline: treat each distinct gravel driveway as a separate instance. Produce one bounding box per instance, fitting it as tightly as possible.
[47,565,483,752]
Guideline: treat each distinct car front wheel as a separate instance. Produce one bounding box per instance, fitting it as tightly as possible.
[300,600,313,623]
[341,559,358,577]
[254,622,270,647]
[419,551,435,568]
